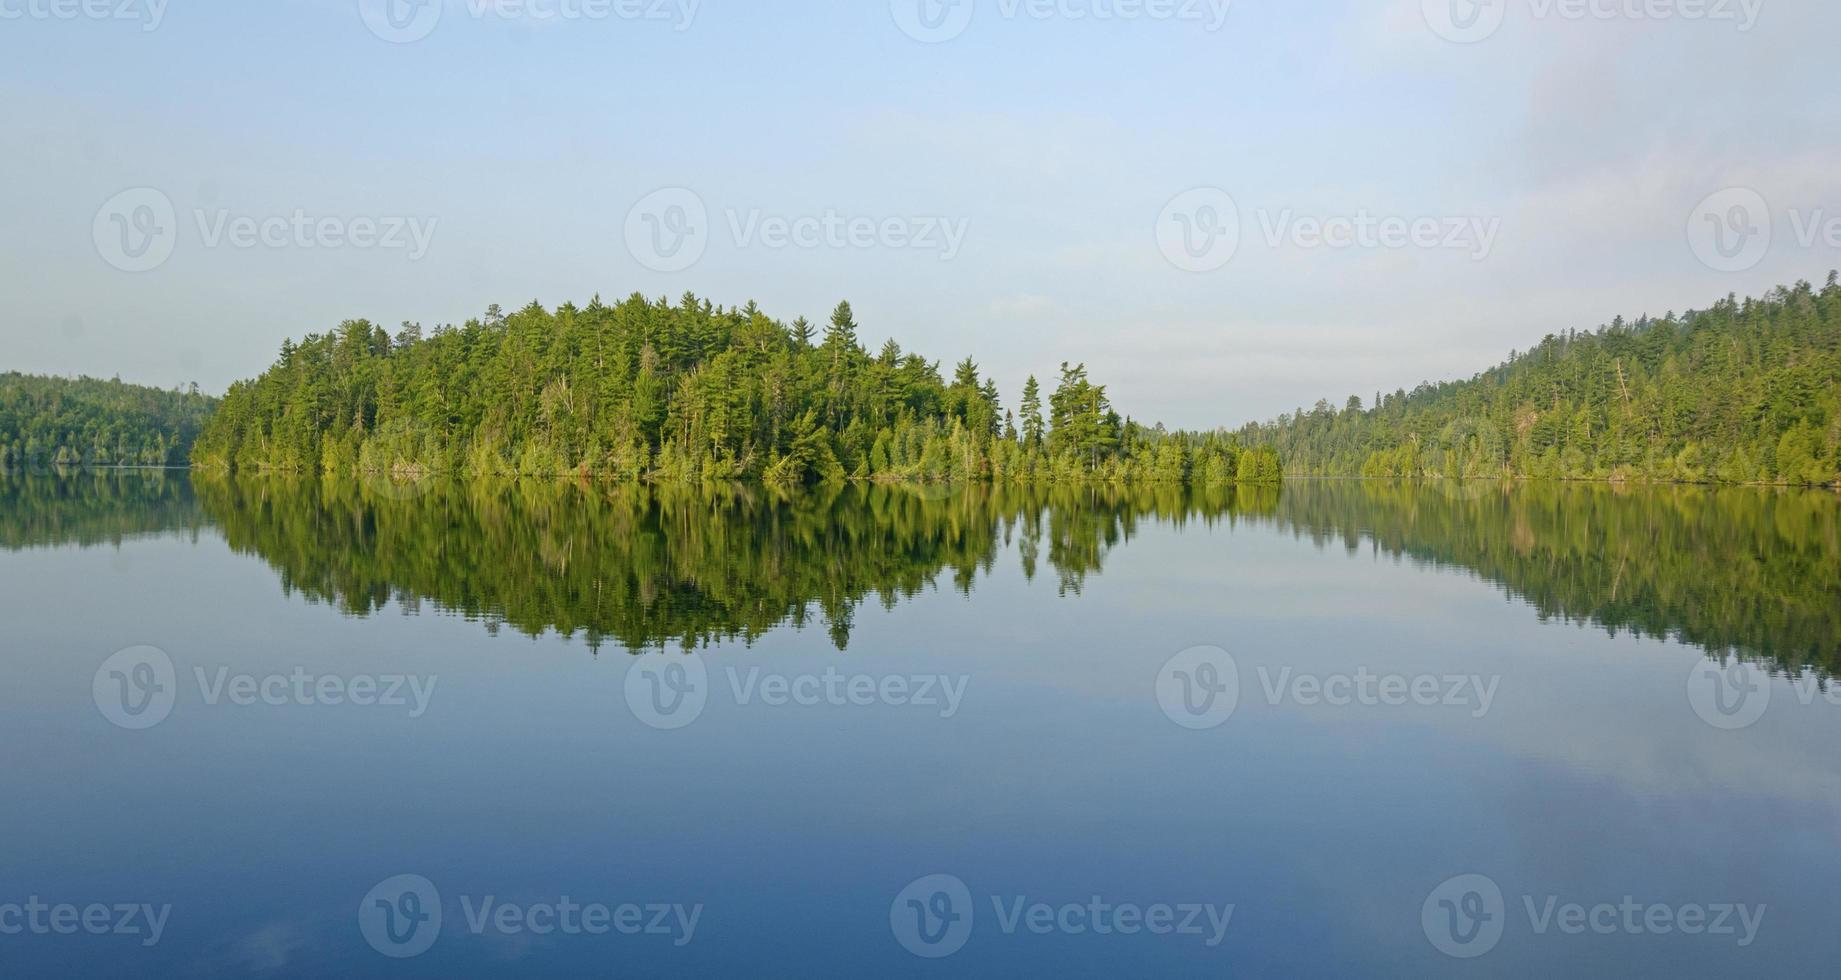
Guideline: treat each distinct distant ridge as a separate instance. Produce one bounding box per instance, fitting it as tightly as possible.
[0,372,215,470]
[1243,276,1841,487]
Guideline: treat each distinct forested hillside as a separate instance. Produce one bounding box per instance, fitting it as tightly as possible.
[1245,276,1841,486]
[191,293,1281,487]
[0,470,204,550]
[0,373,215,470]
[1266,481,1841,676]
[193,477,1278,651]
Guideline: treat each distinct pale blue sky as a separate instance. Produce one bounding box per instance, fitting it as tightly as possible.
[3,0,1836,427]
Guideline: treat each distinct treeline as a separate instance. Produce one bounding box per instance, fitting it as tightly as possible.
[0,373,215,470]
[0,469,205,551]
[192,476,1279,651]
[1243,276,1841,486]
[12,469,1831,673]
[1262,481,1841,677]
[190,294,1281,488]
[186,474,1836,672]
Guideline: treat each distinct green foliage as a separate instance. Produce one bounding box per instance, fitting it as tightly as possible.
[170,473,1841,674]
[1235,445,1283,485]
[0,373,215,470]
[190,475,1270,651]
[1271,480,1841,676]
[8,469,1835,675]
[0,469,204,550]
[1244,278,1841,487]
[191,293,1279,487]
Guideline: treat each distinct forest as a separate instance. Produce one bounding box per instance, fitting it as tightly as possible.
[1268,480,1840,676]
[0,372,215,471]
[187,294,1281,488]
[15,277,1839,489]
[190,476,1276,652]
[1243,276,1841,487]
[7,470,1793,672]
[0,469,205,550]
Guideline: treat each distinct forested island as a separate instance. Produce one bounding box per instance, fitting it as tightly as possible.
[1248,276,1841,487]
[189,295,1279,487]
[187,477,1835,667]
[0,373,215,470]
[16,471,1830,673]
[7,277,1838,488]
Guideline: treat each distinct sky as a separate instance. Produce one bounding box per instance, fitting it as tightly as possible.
[2,0,1837,429]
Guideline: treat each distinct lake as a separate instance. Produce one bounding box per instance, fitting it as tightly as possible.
[3,471,1838,977]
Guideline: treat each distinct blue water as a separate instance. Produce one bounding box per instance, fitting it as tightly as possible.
[2,479,1836,977]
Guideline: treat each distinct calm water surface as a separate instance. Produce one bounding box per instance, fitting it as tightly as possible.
[2,472,1838,977]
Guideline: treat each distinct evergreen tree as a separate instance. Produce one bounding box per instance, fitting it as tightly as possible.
[188,292,1281,487]
[1020,375,1045,450]
[1246,277,1840,488]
